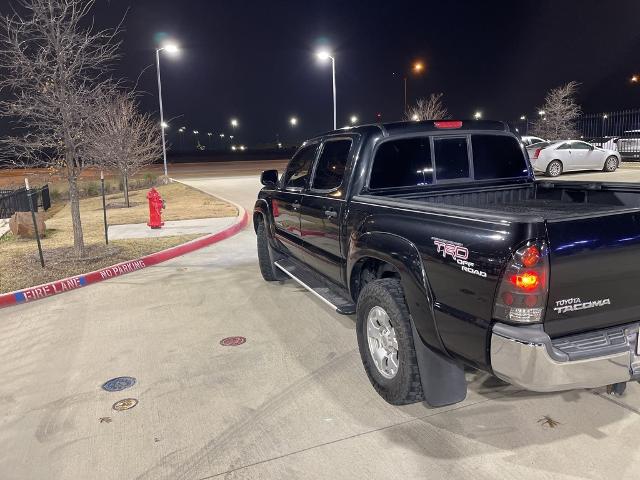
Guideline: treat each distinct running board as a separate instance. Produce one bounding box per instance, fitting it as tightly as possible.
[274,258,356,315]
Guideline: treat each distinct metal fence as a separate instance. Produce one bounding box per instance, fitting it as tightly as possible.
[0,185,50,219]
[578,109,640,139]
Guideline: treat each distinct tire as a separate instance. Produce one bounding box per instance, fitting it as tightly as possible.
[356,278,424,405]
[603,156,619,172]
[256,220,284,282]
[546,160,563,177]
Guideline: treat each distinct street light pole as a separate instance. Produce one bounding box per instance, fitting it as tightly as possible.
[155,43,179,177]
[155,48,168,177]
[331,56,336,130]
[316,50,337,130]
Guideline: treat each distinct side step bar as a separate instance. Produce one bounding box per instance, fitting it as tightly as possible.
[274,258,356,315]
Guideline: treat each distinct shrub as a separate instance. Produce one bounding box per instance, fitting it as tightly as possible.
[50,188,62,202]
[144,173,155,186]
[86,181,99,197]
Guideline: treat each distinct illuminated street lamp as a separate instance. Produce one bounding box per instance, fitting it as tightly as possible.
[538,110,546,116]
[350,115,358,125]
[161,121,169,129]
[473,111,482,120]
[219,133,225,138]
[520,115,526,120]
[230,118,239,128]
[207,132,213,148]
[632,75,638,83]
[411,113,419,121]
[155,42,180,176]
[289,116,298,126]
[316,49,337,130]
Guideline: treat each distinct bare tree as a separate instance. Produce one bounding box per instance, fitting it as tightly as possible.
[0,0,122,257]
[531,81,582,141]
[86,92,163,207]
[405,93,450,121]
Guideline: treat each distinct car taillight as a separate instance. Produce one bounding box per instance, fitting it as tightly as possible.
[533,148,542,159]
[494,242,549,323]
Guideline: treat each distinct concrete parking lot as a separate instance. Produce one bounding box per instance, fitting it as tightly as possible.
[1,161,640,479]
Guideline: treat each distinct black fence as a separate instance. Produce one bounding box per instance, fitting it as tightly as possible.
[0,185,50,218]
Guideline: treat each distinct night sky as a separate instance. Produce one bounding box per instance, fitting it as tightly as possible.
[7,0,640,146]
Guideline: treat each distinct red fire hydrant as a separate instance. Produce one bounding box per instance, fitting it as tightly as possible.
[147,187,165,229]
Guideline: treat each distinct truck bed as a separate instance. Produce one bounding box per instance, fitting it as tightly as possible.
[384,181,640,221]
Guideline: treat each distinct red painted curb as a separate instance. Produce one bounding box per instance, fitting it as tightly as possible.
[0,208,248,309]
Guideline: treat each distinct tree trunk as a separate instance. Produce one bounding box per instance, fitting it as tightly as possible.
[123,173,130,208]
[67,171,85,258]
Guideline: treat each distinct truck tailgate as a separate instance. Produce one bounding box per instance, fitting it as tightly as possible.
[545,210,640,337]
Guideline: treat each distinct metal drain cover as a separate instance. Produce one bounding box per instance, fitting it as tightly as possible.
[220,336,246,346]
[112,398,138,411]
[102,376,136,392]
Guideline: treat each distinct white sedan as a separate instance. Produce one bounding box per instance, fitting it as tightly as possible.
[530,140,621,177]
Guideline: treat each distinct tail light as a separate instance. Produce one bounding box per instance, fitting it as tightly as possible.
[434,121,462,129]
[532,148,542,160]
[493,241,549,323]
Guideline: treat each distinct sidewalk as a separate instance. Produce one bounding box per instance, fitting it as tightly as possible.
[108,216,237,240]
[0,218,9,239]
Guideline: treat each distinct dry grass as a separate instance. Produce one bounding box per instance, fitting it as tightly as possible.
[0,182,237,294]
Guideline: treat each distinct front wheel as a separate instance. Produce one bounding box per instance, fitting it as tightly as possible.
[546,160,563,177]
[356,278,424,405]
[603,156,619,172]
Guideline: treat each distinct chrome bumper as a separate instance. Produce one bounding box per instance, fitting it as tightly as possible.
[490,323,640,392]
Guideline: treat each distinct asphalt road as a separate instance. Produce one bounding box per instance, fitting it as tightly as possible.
[1,162,640,479]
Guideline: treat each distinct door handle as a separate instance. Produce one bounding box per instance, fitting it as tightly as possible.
[324,209,338,218]
[292,201,300,211]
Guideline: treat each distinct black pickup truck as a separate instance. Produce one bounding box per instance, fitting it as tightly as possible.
[254,120,640,407]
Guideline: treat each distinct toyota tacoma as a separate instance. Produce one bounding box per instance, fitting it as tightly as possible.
[254,120,640,406]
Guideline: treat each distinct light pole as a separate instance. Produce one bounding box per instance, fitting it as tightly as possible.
[316,49,337,130]
[602,114,608,136]
[193,130,200,148]
[207,132,213,148]
[404,62,424,113]
[520,115,528,135]
[155,42,179,176]
[178,126,185,149]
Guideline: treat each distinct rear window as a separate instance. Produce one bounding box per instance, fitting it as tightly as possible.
[370,137,432,189]
[434,137,470,180]
[471,135,529,180]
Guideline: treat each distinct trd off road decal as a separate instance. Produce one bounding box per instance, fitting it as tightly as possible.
[553,297,611,314]
[432,238,487,278]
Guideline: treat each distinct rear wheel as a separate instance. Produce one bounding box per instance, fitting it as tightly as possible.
[356,278,424,405]
[256,220,284,281]
[546,160,563,177]
[603,156,619,172]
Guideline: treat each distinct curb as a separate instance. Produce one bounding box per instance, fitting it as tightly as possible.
[0,205,248,310]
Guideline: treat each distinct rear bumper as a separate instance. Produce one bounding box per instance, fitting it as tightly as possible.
[490,322,640,392]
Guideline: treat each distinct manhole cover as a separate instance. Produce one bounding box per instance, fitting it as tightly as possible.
[102,376,136,392]
[220,336,246,347]
[112,398,139,411]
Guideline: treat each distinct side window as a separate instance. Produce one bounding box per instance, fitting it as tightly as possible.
[557,143,571,150]
[283,145,317,189]
[572,142,591,150]
[472,135,529,180]
[434,137,470,180]
[370,137,433,189]
[312,139,352,191]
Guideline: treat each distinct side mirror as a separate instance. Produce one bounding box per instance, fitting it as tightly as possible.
[589,144,595,150]
[261,169,278,187]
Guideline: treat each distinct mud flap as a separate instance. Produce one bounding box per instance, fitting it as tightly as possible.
[410,318,467,407]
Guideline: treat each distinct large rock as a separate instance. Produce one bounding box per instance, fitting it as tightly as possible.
[9,211,46,239]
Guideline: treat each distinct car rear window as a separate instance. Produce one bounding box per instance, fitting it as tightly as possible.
[433,137,470,180]
[370,137,433,189]
[471,135,529,180]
